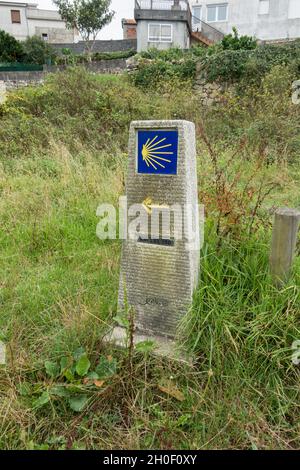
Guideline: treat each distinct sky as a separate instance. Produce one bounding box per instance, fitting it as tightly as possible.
[37,0,134,40]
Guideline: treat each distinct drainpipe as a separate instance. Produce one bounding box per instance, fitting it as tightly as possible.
[25,5,30,39]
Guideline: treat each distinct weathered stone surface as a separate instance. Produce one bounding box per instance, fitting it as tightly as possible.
[116,120,200,345]
[51,39,137,55]
[0,60,128,90]
[0,81,6,104]
[108,326,192,364]
[0,341,5,365]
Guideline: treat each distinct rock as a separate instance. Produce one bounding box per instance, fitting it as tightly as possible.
[0,81,6,104]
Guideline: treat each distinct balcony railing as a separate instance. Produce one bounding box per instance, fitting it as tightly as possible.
[192,15,224,42]
[134,0,224,43]
[135,0,189,11]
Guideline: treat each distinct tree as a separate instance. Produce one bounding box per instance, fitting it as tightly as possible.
[22,36,57,65]
[0,30,24,63]
[53,0,115,55]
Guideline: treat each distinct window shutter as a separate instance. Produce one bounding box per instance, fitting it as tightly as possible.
[11,10,21,24]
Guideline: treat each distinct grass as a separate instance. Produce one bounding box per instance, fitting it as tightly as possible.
[0,68,299,450]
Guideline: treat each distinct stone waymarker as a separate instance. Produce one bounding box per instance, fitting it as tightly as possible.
[270,208,300,286]
[0,341,6,366]
[0,81,6,105]
[111,120,200,359]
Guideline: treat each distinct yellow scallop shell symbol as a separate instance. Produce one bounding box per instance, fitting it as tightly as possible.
[142,135,173,171]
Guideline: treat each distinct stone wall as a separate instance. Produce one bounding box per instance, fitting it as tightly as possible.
[0,81,6,103]
[52,39,137,54]
[194,77,225,106]
[0,59,128,90]
[45,59,127,74]
[0,72,45,90]
[193,62,228,106]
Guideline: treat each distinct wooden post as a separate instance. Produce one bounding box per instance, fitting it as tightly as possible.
[270,208,300,286]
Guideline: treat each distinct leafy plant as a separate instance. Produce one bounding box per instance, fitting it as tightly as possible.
[53,0,115,55]
[221,27,257,51]
[19,347,118,413]
[22,36,57,65]
[200,40,300,83]
[0,29,24,62]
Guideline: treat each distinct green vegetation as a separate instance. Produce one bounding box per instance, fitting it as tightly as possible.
[0,62,299,450]
[56,48,136,65]
[0,31,55,68]
[219,27,258,51]
[54,0,115,55]
[0,29,24,63]
[131,39,300,88]
[22,36,57,66]
[0,27,133,69]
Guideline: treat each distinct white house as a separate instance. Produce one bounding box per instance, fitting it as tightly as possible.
[190,0,300,42]
[134,0,300,52]
[0,1,78,43]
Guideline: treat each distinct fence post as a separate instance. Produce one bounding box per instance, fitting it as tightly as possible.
[270,208,300,286]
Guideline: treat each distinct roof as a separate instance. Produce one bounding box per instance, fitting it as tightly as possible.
[0,1,38,6]
[122,19,137,26]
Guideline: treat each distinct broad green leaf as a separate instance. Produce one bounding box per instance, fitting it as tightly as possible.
[64,368,75,382]
[44,361,60,378]
[75,354,91,377]
[17,382,32,397]
[49,385,70,398]
[32,391,50,409]
[73,346,85,361]
[60,356,73,372]
[68,395,89,412]
[66,384,84,393]
[95,356,117,379]
[87,371,99,380]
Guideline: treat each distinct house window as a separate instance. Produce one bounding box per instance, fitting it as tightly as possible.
[11,10,21,24]
[207,3,228,22]
[42,33,48,41]
[288,0,300,19]
[192,6,202,26]
[148,24,172,43]
[258,0,270,15]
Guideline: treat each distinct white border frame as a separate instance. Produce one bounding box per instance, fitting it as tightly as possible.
[135,128,179,177]
[206,3,228,23]
[192,5,202,26]
[148,23,173,43]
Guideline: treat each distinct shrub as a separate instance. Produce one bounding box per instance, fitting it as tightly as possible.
[22,36,57,65]
[201,49,250,82]
[132,40,300,88]
[200,40,300,83]
[220,27,257,51]
[131,57,196,88]
[0,29,24,62]
[0,67,199,159]
[91,49,136,61]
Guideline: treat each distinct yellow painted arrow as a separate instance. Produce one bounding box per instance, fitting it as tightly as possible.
[142,197,169,215]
